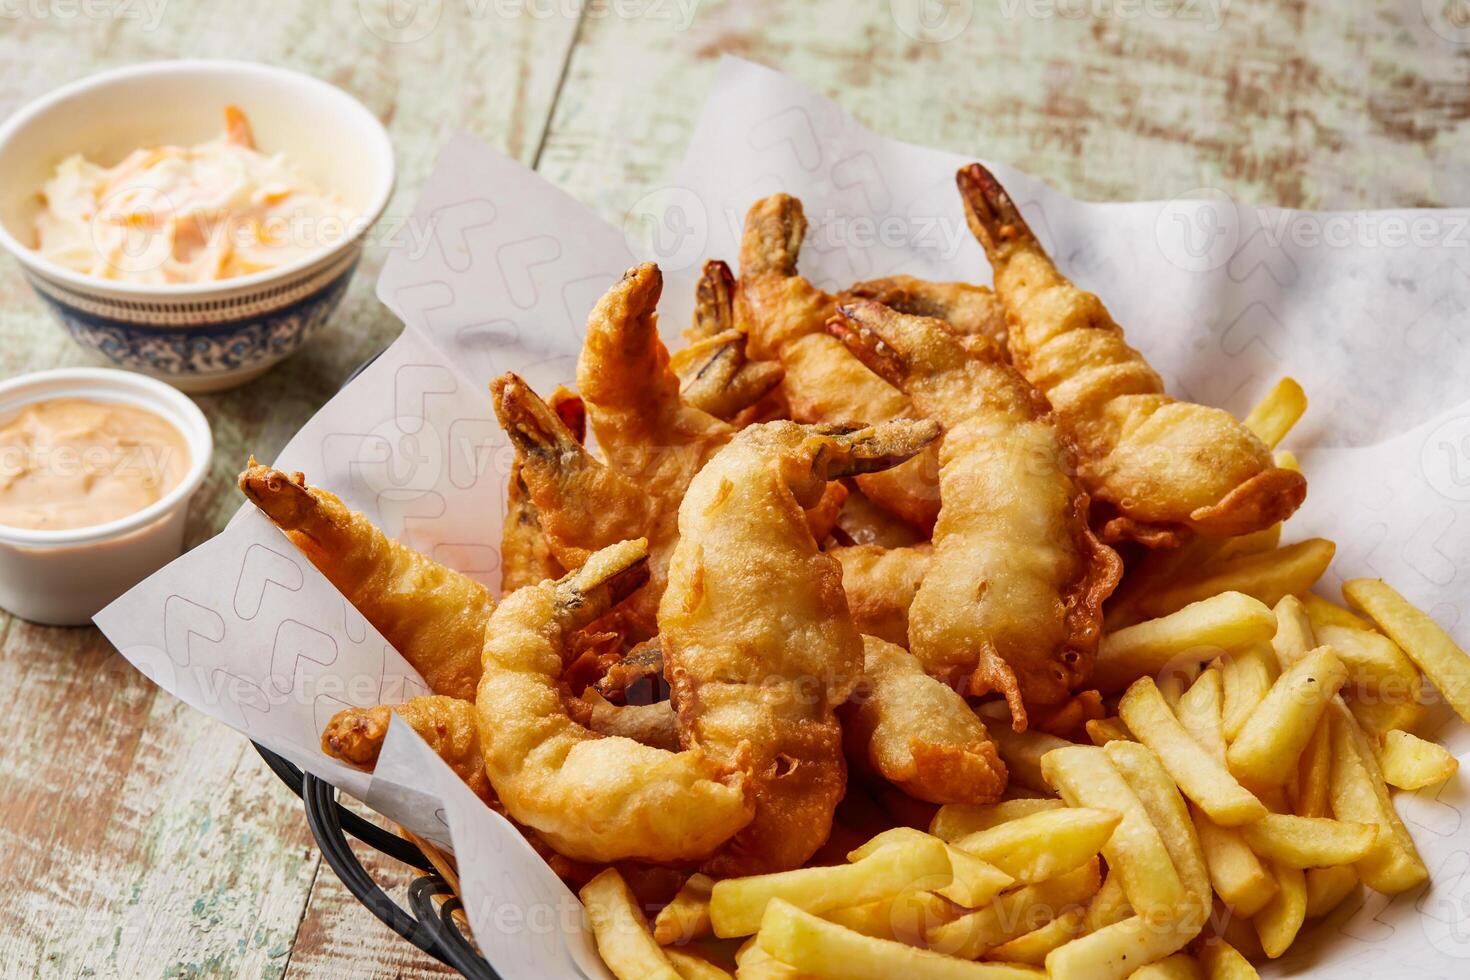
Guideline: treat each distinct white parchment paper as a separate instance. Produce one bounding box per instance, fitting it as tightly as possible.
[96,58,1470,976]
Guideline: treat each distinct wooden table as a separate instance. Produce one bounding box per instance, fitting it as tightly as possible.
[1,1,1465,974]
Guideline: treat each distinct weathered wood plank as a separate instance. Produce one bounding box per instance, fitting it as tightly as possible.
[0,1,580,976]
[538,0,1470,225]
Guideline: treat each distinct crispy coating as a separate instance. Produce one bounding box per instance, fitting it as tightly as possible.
[494,373,655,567]
[832,543,932,647]
[674,260,785,422]
[238,461,492,701]
[841,636,1006,805]
[322,695,494,803]
[831,301,1121,718]
[833,483,927,548]
[956,164,1306,543]
[499,388,584,596]
[737,194,941,530]
[840,275,1007,343]
[476,538,753,864]
[660,419,939,876]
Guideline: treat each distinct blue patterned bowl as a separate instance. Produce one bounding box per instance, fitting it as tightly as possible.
[0,61,394,392]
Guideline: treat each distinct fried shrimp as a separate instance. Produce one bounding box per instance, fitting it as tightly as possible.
[322,695,494,802]
[737,194,941,529]
[956,163,1307,545]
[499,388,584,595]
[832,543,932,647]
[476,538,753,864]
[673,260,785,422]
[842,636,1006,805]
[660,418,941,876]
[830,300,1121,719]
[238,461,493,701]
[840,275,1006,343]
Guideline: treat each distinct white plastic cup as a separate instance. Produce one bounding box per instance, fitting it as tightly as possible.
[0,368,212,625]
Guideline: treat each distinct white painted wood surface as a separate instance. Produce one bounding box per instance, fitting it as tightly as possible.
[1,0,1466,975]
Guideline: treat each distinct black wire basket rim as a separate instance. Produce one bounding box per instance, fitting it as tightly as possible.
[252,741,499,979]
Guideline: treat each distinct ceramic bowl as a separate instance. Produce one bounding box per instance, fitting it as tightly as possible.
[0,60,395,392]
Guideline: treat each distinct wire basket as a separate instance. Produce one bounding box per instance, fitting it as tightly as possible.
[252,742,499,978]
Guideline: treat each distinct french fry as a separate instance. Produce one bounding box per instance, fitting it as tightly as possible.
[929,799,1065,841]
[1327,702,1429,894]
[1377,729,1459,790]
[1176,667,1227,762]
[711,831,952,938]
[926,860,1101,959]
[984,908,1085,966]
[1119,679,1265,826]
[1344,689,1426,738]
[1292,718,1332,818]
[1269,595,1316,670]
[1253,861,1306,958]
[581,869,683,980]
[1300,593,1373,633]
[1040,746,1187,919]
[756,899,1045,979]
[1045,914,1198,980]
[1081,871,1132,933]
[1227,647,1348,786]
[1103,741,1211,907]
[1304,865,1359,919]
[950,807,1121,885]
[1128,952,1204,980]
[1191,806,1278,917]
[1315,623,1420,693]
[1239,814,1378,868]
[1243,377,1307,448]
[979,717,1068,794]
[1157,661,1203,713]
[1086,717,1133,745]
[1210,524,1282,564]
[1094,593,1276,694]
[1343,578,1470,721]
[1131,539,1335,623]
[734,936,812,979]
[1220,644,1279,741]
[666,948,734,980]
[1199,939,1259,980]
[846,828,1014,913]
[822,899,900,941]
[655,873,715,945]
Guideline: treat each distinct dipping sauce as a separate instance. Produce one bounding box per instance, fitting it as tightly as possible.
[34,105,354,284]
[0,398,190,531]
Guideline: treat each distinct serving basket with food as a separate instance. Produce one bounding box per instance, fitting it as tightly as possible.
[94,61,1470,978]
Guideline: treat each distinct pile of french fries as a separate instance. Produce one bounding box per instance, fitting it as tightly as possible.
[574,380,1467,978]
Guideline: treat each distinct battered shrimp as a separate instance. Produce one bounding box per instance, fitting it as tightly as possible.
[238,461,492,701]
[737,194,941,529]
[322,695,493,803]
[673,260,785,422]
[830,300,1121,719]
[840,275,1006,343]
[956,163,1307,544]
[832,543,932,648]
[499,388,584,595]
[842,636,1006,805]
[660,418,941,876]
[477,538,753,864]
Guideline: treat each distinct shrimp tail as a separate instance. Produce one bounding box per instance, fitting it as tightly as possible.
[956,162,1036,262]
